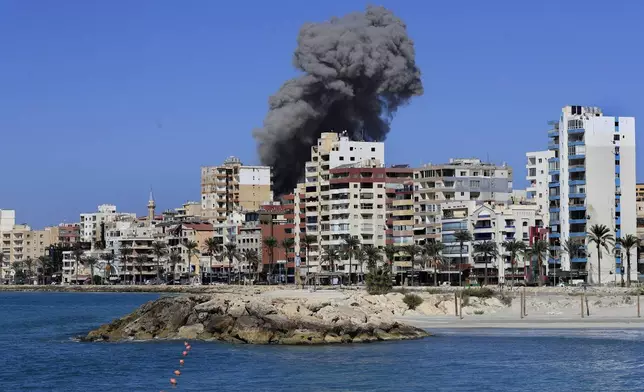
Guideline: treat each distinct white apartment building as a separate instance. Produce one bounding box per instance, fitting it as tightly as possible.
[548,105,636,284]
[80,204,136,244]
[526,150,554,220]
[414,158,513,243]
[470,203,544,284]
[296,132,385,276]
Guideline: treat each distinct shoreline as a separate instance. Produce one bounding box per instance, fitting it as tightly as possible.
[398,315,644,330]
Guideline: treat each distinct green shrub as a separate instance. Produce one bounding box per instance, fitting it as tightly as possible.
[462,287,494,298]
[425,287,442,294]
[498,294,513,307]
[391,287,408,294]
[473,310,485,315]
[365,267,392,295]
[403,294,423,310]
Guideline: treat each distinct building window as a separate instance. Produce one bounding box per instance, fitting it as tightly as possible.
[473,171,479,176]
[538,158,542,163]
[350,147,354,151]
[460,171,466,176]
[371,147,376,152]
[350,157,355,161]
[339,156,344,161]
[614,134,620,141]
[469,180,480,188]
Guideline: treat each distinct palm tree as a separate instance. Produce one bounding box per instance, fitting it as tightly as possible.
[263,236,278,284]
[72,243,84,285]
[561,237,585,277]
[341,237,361,285]
[83,256,98,285]
[402,244,422,286]
[453,230,473,286]
[119,242,132,285]
[184,241,199,284]
[354,247,367,283]
[616,234,639,287]
[280,238,295,284]
[37,255,50,285]
[243,249,259,283]
[383,244,397,266]
[203,238,220,285]
[473,240,499,286]
[587,224,615,286]
[23,257,34,284]
[524,239,549,286]
[134,254,148,284]
[169,249,181,283]
[502,239,527,287]
[221,243,241,284]
[300,234,317,286]
[423,240,445,286]
[322,247,340,284]
[102,252,115,285]
[11,261,24,284]
[364,246,382,272]
[152,241,167,282]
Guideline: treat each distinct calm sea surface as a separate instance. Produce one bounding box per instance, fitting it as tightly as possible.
[1,292,643,392]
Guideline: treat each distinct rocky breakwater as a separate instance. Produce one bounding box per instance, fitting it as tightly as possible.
[82,293,429,345]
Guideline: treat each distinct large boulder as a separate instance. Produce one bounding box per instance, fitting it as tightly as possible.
[82,291,430,345]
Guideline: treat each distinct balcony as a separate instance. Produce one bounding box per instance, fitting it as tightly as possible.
[548,128,559,137]
[569,165,585,172]
[548,142,559,150]
[550,233,560,238]
[549,207,560,213]
[549,181,560,188]
[568,128,585,135]
[569,232,586,238]
[569,192,586,199]
[571,257,588,263]
[549,194,560,201]
[569,180,586,186]
[570,218,587,224]
[568,140,585,146]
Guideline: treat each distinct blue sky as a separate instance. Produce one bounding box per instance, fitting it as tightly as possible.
[1,0,642,228]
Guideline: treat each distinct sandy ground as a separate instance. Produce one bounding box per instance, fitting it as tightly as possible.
[398,293,644,330]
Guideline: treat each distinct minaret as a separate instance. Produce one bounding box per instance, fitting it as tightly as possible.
[147,189,156,224]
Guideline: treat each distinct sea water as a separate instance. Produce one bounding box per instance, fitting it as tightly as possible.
[1,292,643,392]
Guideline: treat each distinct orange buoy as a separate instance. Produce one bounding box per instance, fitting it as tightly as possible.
[174,370,181,376]
[170,378,177,385]
[182,351,188,356]
[179,359,185,366]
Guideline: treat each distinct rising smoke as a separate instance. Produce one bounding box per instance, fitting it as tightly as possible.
[253,6,423,195]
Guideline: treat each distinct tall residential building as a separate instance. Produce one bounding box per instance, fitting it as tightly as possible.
[525,150,555,218]
[80,204,136,244]
[201,156,272,223]
[548,105,636,284]
[1,224,56,282]
[297,132,385,279]
[414,158,513,244]
[384,165,415,275]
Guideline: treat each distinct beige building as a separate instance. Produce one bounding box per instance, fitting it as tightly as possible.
[1,224,56,282]
[414,158,513,244]
[201,156,272,223]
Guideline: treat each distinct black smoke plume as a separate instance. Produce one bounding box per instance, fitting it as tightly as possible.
[253,6,423,195]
